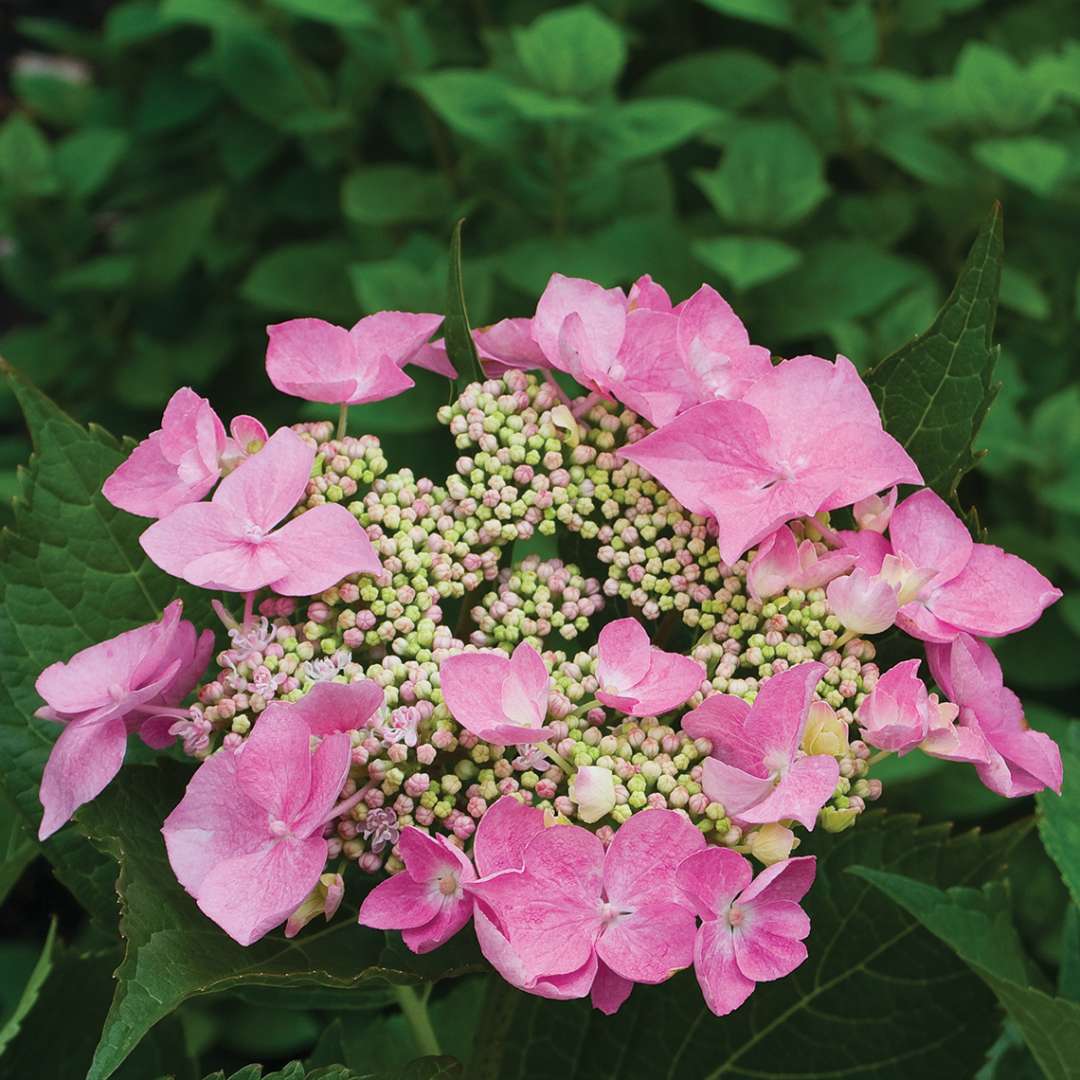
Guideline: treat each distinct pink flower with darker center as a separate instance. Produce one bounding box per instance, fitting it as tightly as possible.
[676,848,816,1016]
[620,355,923,565]
[162,708,352,945]
[265,311,443,406]
[595,617,704,717]
[683,662,838,830]
[35,599,214,839]
[140,427,382,596]
[103,387,268,519]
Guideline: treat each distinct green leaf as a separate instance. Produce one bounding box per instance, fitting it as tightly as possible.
[512,5,626,99]
[0,919,57,1056]
[1038,736,1080,907]
[0,362,212,912]
[53,128,130,199]
[694,121,828,230]
[130,188,224,289]
[636,49,779,111]
[266,0,376,27]
[692,235,801,290]
[0,113,58,198]
[0,786,37,906]
[76,761,482,1080]
[1000,265,1051,320]
[1029,387,1080,515]
[470,815,1020,1079]
[408,72,517,147]
[590,99,725,163]
[972,136,1068,197]
[696,0,793,30]
[864,202,1002,501]
[852,869,1080,1080]
[342,166,452,226]
[204,1061,459,1080]
[161,0,262,32]
[954,42,1056,130]
[874,127,972,187]
[242,241,357,322]
[444,221,483,385]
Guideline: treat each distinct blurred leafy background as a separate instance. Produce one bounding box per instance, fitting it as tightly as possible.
[1,0,1079,1076]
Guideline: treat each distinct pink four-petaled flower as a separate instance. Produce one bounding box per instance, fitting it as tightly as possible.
[140,427,381,595]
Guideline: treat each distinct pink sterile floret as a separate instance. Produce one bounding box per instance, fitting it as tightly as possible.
[926,633,1062,798]
[439,642,554,746]
[358,827,477,953]
[857,658,984,762]
[883,488,1061,642]
[163,707,351,945]
[265,311,443,405]
[466,808,706,1014]
[140,426,381,595]
[676,848,816,1016]
[273,678,386,736]
[35,599,213,840]
[595,617,704,717]
[620,354,923,565]
[825,566,899,636]
[746,524,856,601]
[103,387,268,519]
[683,662,839,830]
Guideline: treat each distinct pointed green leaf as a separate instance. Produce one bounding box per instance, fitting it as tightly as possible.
[864,203,1003,501]
[444,221,483,385]
[0,919,57,1056]
[852,869,1080,1080]
[1038,736,1080,907]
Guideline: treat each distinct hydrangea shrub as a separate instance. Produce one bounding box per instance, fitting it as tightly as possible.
[2,208,1079,1079]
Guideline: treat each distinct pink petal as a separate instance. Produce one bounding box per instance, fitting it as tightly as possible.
[733,924,808,982]
[701,757,776,817]
[895,600,960,643]
[533,274,626,383]
[976,722,1063,798]
[747,527,800,601]
[597,900,698,983]
[291,732,351,835]
[693,919,756,1017]
[473,318,548,373]
[348,311,443,368]
[38,714,128,840]
[836,529,892,575]
[502,642,549,729]
[826,568,899,636]
[603,808,706,909]
[236,708,313,823]
[195,834,329,945]
[816,421,923,511]
[676,284,772,402]
[928,542,1062,639]
[744,661,825,765]
[607,650,705,717]
[266,504,383,596]
[399,827,474,887]
[440,651,513,736]
[627,274,672,312]
[590,960,634,1015]
[266,319,364,404]
[608,308,691,426]
[856,659,929,753]
[103,428,217,519]
[343,354,415,406]
[213,427,314,531]
[889,488,972,585]
[282,679,385,737]
[229,414,269,453]
[682,693,754,765]
[402,891,475,954]
[930,633,1003,703]
[472,795,547,877]
[852,486,897,533]
[790,542,857,591]
[596,618,652,694]
[162,747,266,896]
[738,755,840,831]
[675,847,753,920]
[409,341,458,379]
[738,855,817,905]
[358,868,443,931]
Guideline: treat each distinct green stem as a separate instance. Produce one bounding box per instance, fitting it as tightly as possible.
[336,403,349,441]
[392,984,441,1057]
[833,629,856,650]
[867,750,892,766]
[538,740,577,777]
[571,698,600,718]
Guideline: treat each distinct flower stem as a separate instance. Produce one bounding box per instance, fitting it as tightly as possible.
[336,402,349,441]
[538,740,576,777]
[392,983,441,1057]
[571,698,599,718]
[867,750,892,766]
[242,590,256,628]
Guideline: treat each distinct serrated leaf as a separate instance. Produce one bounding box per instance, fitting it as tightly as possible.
[0,362,212,917]
[76,760,482,1080]
[863,202,1002,501]
[853,869,1080,1080]
[469,814,1022,1079]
